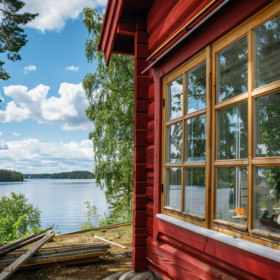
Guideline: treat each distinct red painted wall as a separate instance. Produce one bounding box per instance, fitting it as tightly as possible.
[100,0,279,278]
[141,0,280,279]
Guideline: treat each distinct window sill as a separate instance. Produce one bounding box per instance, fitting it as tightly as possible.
[156,213,280,263]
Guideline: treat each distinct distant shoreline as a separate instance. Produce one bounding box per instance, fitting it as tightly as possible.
[23,171,95,180]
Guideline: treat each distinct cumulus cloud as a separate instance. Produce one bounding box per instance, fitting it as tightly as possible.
[21,0,107,33]
[13,132,21,136]
[0,140,8,150]
[0,83,91,131]
[66,66,79,72]
[0,139,94,173]
[24,65,37,74]
[0,132,2,136]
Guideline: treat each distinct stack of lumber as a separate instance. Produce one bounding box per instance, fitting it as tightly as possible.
[0,243,110,270]
[0,230,55,280]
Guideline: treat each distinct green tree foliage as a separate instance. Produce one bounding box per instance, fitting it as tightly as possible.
[0,0,38,80]
[82,8,134,221]
[80,201,99,229]
[51,171,95,179]
[0,192,41,241]
[0,169,23,182]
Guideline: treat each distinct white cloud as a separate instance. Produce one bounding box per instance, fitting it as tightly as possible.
[13,132,21,137]
[0,139,94,173]
[21,0,108,33]
[0,83,92,131]
[0,132,2,136]
[24,65,37,74]
[0,140,8,150]
[67,66,79,72]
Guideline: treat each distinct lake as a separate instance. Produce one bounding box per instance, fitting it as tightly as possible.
[0,179,110,233]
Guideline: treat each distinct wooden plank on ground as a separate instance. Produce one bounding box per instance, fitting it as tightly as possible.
[18,257,100,270]
[93,236,125,249]
[0,231,52,258]
[57,221,132,236]
[5,243,109,257]
[0,231,54,280]
[0,251,110,269]
[0,234,36,252]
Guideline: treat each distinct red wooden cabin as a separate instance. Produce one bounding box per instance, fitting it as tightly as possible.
[98,0,280,279]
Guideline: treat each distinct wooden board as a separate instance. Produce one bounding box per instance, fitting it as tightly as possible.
[0,231,54,280]
[58,221,132,236]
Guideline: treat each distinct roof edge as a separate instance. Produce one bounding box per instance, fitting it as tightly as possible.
[97,0,113,51]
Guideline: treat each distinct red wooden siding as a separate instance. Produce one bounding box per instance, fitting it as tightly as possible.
[146,0,226,54]
[133,17,151,272]
[99,0,280,278]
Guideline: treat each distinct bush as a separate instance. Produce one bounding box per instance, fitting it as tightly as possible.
[0,192,41,242]
[80,201,99,230]
[81,201,132,229]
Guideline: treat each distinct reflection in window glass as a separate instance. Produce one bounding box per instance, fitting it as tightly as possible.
[167,122,182,163]
[254,167,280,235]
[166,168,181,210]
[184,168,205,216]
[216,167,248,225]
[186,62,206,113]
[185,115,206,162]
[217,102,248,159]
[217,36,248,103]
[167,77,183,121]
[254,14,280,88]
[254,91,280,157]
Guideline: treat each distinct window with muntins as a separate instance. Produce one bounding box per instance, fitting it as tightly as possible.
[161,2,280,247]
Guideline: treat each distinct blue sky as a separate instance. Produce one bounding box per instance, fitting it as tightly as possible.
[0,0,107,173]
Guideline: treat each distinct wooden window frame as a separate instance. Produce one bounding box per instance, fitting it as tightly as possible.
[161,0,280,249]
[162,50,211,228]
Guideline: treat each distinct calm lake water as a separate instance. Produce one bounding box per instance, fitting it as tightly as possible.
[0,179,110,233]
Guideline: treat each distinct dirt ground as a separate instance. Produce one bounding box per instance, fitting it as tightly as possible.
[8,225,133,280]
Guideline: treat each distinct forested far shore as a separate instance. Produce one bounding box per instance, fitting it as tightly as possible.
[51,171,95,179]
[0,169,23,182]
[23,174,52,179]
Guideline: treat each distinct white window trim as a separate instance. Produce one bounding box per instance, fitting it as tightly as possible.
[157,214,280,262]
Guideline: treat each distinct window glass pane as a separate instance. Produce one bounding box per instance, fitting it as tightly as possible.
[254,166,280,235]
[166,168,181,210]
[254,91,280,157]
[167,122,182,163]
[185,115,206,162]
[217,102,248,159]
[254,14,280,88]
[184,167,205,216]
[216,167,248,225]
[217,36,248,103]
[186,62,206,113]
[167,76,183,121]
